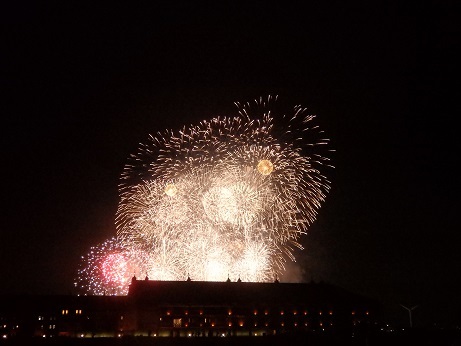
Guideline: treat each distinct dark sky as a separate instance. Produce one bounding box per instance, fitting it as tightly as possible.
[2,1,459,327]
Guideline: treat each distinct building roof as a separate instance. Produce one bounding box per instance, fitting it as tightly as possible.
[128,279,376,310]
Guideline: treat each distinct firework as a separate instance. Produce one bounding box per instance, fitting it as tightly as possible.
[76,95,332,295]
[75,237,151,295]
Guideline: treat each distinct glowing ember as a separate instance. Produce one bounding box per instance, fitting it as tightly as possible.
[164,183,177,196]
[257,159,274,175]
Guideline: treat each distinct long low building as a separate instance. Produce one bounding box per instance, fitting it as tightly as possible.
[0,277,379,340]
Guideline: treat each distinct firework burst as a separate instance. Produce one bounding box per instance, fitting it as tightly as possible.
[76,95,333,294]
[75,237,151,295]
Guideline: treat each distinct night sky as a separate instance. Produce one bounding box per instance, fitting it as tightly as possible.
[2,2,459,327]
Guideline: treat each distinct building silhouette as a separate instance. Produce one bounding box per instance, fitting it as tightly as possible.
[0,277,378,340]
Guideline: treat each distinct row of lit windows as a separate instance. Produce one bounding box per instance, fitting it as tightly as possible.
[163,317,332,324]
[165,310,335,316]
[352,311,370,316]
[164,309,369,316]
[38,316,57,321]
[61,309,82,315]
[170,318,332,329]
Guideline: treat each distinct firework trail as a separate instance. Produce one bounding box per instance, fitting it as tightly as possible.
[76,95,333,295]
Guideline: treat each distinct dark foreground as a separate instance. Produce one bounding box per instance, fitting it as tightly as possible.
[1,330,461,346]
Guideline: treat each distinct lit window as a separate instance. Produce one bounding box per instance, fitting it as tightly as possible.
[173,319,182,328]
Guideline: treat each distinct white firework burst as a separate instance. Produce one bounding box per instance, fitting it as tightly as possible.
[77,95,333,294]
